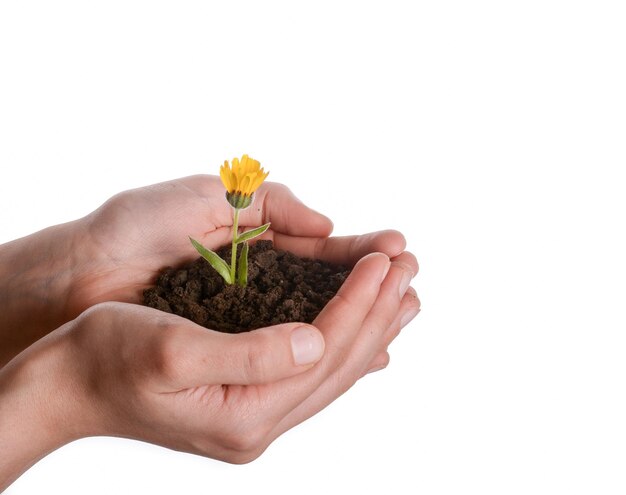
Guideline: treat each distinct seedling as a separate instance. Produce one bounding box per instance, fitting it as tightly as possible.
[190,155,270,286]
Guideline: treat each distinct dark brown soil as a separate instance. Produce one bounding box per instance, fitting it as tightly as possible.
[143,240,350,333]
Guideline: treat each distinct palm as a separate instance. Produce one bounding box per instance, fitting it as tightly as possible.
[71,175,334,311]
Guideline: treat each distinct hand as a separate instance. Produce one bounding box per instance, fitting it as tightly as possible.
[0,175,409,365]
[0,246,419,490]
[72,175,407,309]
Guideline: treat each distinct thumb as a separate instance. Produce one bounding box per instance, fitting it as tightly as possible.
[176,323,326,387]
[242,182,334,238]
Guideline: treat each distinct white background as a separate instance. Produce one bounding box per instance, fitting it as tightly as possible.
[1,1,625,494]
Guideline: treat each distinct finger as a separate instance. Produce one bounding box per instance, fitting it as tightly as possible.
[338,261,412,379]
[310,253,391,373]
[362,351,391,377]
[239,182,334,238]
[361,287,420,380]
[391,251,419,276]
[382,286,421,346]
[359,288,420,380]
[272,230,407,266]
[176,175,333,238]
[268,260,411,436]
[162,322,325,388]
[249,252,390,416]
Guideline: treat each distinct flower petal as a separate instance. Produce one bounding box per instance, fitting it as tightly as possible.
[219,155,266,196]
[220,161,233,191]
[239,156,249,177]
[248,157,261,173]
[240,174,252,195]
[249,170,269,193]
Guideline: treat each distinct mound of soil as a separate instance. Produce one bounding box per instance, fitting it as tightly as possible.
[143,240,350,333]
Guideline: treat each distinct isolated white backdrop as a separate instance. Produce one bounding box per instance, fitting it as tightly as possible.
[1,1,625,494]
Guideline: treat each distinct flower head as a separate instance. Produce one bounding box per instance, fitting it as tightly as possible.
[220,154,269,209]
[190,154,271,287]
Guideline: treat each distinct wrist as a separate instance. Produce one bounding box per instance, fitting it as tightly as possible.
[0,219,92,365]
[0,327,84,490]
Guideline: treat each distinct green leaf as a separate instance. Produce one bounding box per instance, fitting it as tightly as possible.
[236,242,249,287]
[189,237,233,284]
[235,222,271,244]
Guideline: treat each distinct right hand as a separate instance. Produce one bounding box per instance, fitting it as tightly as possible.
[31,248,419,464]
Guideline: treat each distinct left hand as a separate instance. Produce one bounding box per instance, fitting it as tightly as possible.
[68,174,408,315]
[0,175,410,365]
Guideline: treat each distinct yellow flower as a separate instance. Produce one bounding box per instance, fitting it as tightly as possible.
[220,154,269,197]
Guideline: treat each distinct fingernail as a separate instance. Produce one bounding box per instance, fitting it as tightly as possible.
[399,270,412,298]
[291,326,325,366]
[400,307,421,328]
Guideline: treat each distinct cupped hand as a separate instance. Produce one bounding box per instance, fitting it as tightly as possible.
[0,174,415,368]
[0,184,420,488]
[69,175,408,316]
[51,249,419,464]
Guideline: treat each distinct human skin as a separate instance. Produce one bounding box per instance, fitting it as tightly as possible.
[0,176,420,489]
[0,175,417,366]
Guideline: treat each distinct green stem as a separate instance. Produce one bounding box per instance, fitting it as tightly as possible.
[230,208,240,283]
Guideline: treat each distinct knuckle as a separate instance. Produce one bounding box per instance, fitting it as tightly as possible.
[242,335,273,382]
[152,322,188,379]
[320,291,354,323]
[271,182,292,196]
[219,423,270,460]
[225,449,264,465]
[95,191,132,220]
[78,301,115,322]
[312,236,329,260]
[332,365,360,395]
[226,434,263,457]
[380,351,391,368]
[69,302,117,345]
[106,190,134,209]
